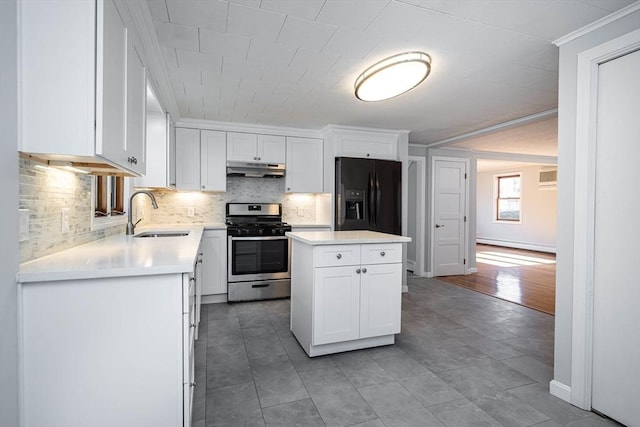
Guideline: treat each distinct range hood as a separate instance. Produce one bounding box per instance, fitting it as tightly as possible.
[226,161,285,178]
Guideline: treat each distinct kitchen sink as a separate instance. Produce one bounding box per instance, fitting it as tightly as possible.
[134,231,190,238]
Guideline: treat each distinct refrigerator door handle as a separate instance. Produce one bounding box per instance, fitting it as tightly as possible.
[368,172,375,226]
[339,184,346,227]
[375,173,382,227]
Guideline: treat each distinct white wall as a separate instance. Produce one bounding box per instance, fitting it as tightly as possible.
[477,164,557,252]
[0,0,20,425]
[554,8,640,390]
[406,161,417,264]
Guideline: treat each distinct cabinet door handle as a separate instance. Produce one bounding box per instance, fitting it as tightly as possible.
[362,268,367,273]
[356,268,361,274]
[190,382,196,388]
[380,251,385,257]
[435,224,445,228]
[190,323,196,328]
[336,253,342,259]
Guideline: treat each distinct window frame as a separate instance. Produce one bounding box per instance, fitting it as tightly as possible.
[91,175,129,231]
[494,173,522,223]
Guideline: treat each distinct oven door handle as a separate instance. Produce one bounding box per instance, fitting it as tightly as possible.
[229,236,289,241]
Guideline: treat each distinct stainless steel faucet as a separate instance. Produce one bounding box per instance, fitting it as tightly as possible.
[126,190,159,235]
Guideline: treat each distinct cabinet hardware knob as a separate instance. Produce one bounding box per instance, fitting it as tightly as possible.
[287,187,290,191]
[362,268,367,273]
[366,153,370,157]
[202,185,205,189]
[336,253,342,259]
[380,251,385,256]
[356,268,361,274]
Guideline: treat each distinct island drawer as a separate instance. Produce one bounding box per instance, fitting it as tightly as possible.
[360,243,402,265]
[314,245,361,267]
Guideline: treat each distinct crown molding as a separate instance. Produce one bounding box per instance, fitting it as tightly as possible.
[553,1,640,46]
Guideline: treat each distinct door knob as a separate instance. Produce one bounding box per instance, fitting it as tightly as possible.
[435,224,445,228]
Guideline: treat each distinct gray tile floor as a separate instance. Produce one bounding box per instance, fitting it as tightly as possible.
[193,276,620,427]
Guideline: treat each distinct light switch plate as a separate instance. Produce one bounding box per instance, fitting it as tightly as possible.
[187,207,195,217]
[19,209,29,242]
[297,206,304,216]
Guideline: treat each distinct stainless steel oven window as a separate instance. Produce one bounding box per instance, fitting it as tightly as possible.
[228,236,291,282]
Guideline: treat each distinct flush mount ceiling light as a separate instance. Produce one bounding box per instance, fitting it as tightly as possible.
[354,51,431,102]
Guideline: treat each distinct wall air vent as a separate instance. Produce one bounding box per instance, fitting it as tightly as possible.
[539,169,557,189]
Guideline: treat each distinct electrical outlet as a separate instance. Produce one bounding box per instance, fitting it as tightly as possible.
[61,207,70,232]
[187,207,195,217]
[19,209,29,242]
[297,206,304,216]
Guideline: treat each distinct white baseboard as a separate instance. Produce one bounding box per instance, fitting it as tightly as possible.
[407,259,416,270]
[202,294,227,304]
[402,285,408,293]
[467,268,478,274]
[426,272,433,278]
[476,238,556,254]
[549,380,572,403]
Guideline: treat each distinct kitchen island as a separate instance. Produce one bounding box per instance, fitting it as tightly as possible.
[286,230,410,357]
[17,225,205,427]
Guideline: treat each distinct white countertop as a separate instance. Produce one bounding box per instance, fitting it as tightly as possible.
[18,226,204,283]
[288,224,332,229]
[286,230,411,245]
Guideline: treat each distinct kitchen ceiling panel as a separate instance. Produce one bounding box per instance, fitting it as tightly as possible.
[165,0,227,31]
[199,29,251,59]
[153,21,199,52]
[277,16,337,51]
[247,38,298,65]
[260,0,326,21]
[227,2,286,40]
[316,0,391,31]
[146,0,635,150]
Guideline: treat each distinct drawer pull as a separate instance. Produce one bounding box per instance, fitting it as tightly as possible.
[380,251,386,257]
[362,268,367,273]
[336,253,342,259]
[356,268,361,274]
[252,283,270,288]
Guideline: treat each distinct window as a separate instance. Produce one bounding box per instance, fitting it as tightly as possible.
[93,176,128,230]
[496,174,521,221]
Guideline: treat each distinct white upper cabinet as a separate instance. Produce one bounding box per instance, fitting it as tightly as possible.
[175,128,201,191]
[176,128,226,192]
[134,112,175,189]
[200,130,226,192]
[286,137,323,193]
[19,0,146,176]
[227,132,285,164]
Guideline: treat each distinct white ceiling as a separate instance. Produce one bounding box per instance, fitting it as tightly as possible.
[146,0,634,147]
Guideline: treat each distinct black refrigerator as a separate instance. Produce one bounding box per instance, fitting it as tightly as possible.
[335,157,402,235]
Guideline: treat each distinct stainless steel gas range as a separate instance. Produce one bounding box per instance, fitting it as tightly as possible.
[226,203,292,302]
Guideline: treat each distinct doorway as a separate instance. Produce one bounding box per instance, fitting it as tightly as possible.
[407,156,425,276]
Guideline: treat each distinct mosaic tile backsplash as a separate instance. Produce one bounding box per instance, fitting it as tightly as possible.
[18,158,122,263]
[19,158,331,263]
[134,177,331,226]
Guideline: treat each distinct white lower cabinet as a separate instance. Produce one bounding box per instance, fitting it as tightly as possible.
[291,241,402,357]
[200,229,227,297]
[19,269,200,427]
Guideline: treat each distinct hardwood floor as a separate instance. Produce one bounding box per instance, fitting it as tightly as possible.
[437,244,556,315]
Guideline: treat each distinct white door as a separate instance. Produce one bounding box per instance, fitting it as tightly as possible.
[313,266,360,345]
[257,135,286,163]
[175,128,200,191]
[433,159,467,276]
[591,49,640,426]
[360,263,402,339]
[200,130,226,192]
[226,132,257,162]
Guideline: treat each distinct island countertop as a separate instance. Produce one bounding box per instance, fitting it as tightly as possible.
[18,225,204,283]
[286,230,411,245]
